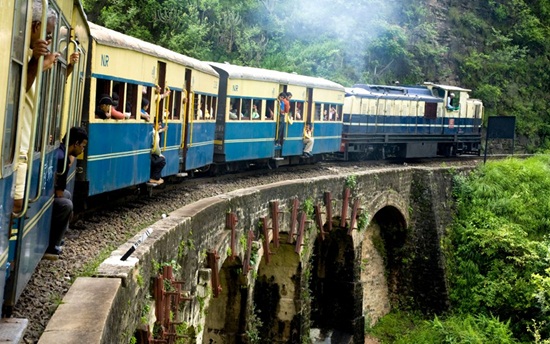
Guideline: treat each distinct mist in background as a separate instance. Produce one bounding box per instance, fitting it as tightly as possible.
[266,0,403,84]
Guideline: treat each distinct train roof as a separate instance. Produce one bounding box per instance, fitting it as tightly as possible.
[88,22,218,77]
[208,62,345,92]
[346,85,442,102]
[423,82,471,92]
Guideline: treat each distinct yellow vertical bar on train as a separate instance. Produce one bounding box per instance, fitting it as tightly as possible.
[181,89,187,148]
[189,92,194,146]
[162,86,170,152]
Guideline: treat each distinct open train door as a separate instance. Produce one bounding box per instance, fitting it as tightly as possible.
[180,69,192,170]
[306,87,314,123]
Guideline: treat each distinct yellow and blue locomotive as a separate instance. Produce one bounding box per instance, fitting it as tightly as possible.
[342,83,483,159]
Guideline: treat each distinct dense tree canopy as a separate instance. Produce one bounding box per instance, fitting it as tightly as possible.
[83,0,550,150]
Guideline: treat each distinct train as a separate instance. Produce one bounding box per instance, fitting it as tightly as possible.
[0,0,483,325]
[1,0,90,317]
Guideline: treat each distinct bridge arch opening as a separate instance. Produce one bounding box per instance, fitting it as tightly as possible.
[310,227,357,342]
[204,257,248,343]
[253,234,302,343]
[371,205,408,308]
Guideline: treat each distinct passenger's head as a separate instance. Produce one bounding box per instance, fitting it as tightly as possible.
[142,98,150,110]
[98,95,113,112]
[286,92,292,99]
[63,127,88,156]
[450,93,455,98]
[31,1,58,47]
[278,92,286,99]
[111,92,120,107]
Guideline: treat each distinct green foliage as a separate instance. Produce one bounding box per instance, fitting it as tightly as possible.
[239,233,247,252]
[302,197,315,220]
[447,155,550,340]
[357,211,369,231]
[246,305,262,343]
[345,175,357,190]
[140,303,150,324]
[152,259,181,274]
[249,242,259,266]
[83,0,550,151]
[368,310,517,344]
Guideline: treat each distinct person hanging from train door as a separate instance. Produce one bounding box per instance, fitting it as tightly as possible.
[149,113,168,185]
[44,127,88,260]
[13,1,63,214]
[303,123,314,157]
[275,92,287,146]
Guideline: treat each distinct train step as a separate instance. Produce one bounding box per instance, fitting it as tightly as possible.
[0,318,28,343]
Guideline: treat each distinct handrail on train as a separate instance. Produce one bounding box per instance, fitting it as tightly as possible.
[189,92,194,146]
[14,0,48,219]
[152,85,161,155]
[162,86,170,152]
[275,98,281,142]
[180,89,188,148]
[57,39,82,178]
[32,38,82,203]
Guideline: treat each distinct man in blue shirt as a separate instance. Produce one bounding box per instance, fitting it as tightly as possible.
[44,127,88,260]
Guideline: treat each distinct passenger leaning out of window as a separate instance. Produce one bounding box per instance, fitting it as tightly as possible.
[95,95,114,119]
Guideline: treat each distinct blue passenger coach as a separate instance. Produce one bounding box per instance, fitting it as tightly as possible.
[342,83,483,159]
[209,62,345,170]
[78,23,219,197]
[2,0,90,316]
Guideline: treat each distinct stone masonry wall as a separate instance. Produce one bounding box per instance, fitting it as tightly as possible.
[38,166,472,344]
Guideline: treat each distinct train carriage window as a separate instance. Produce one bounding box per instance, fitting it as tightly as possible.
[95,78,111,119]
[172,91,181,120]
[241,99,251,120]
[204,95,214,120]
[193,93,206,120]
[229,98,242,120]
[95,79,111,98]
[201,95,214,120]
[265,99,275,120]
[206,96,217,120]
[4,0,28,165]
[211,96,217,120]
[336,105,343,120]
[200,95,207,120]
[142,86,152,103]
[291,101,304,121]
[47,64,68,146]
[112,82,129,119]
[125,84,137,118]
[251,99,261,120]
[327,104,339,121]
[162,89,173,121]
[4,62,22,165]
[314,103,322,121]
[58,25,71,68]
[39,10,68,149]
[37,60,67,150]
[449,94,459,108]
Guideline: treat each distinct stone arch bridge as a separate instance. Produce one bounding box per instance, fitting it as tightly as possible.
[39,166,470,344]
